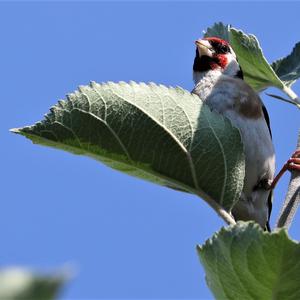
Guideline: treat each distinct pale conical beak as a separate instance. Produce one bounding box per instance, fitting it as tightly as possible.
[195,39,213,57]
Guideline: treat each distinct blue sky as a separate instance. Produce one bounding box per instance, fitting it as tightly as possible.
[1,1,300,299]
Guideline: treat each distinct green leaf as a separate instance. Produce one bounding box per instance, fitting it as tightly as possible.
[197,222,300,300]
[204,22,230,41]
[0,268,66,300]
[229,28,284,91]
[204,23,284,91]
[271,42,300,87]
[11,82,245,212]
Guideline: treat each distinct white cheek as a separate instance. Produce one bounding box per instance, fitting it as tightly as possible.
[224,54,240,76]
[229,46,236,58]
[226,53,234,63]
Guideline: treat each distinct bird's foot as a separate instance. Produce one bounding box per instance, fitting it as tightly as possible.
[268,150,300,190]
[286,150,300,171]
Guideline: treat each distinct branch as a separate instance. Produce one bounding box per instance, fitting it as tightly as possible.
[282,85,300,105]
[276,131,300,230]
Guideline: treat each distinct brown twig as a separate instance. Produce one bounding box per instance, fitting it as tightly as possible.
[276,131,300,230]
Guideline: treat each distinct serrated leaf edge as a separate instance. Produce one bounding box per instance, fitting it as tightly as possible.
[197,221,297,254]
[11,81,245,218]
[229,28,284,91]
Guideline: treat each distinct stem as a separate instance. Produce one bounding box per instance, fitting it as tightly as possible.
[266,93,300,109]
[217,208,236,226]
[282,85,300,104]
[276,131,300,230]
[194,191,236,226]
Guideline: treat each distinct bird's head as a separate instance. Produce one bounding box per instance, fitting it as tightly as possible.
[193,37,243,83]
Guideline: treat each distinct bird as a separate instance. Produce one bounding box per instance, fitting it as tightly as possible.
[191,37,275,230]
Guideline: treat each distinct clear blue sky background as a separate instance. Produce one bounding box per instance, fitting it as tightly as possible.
[1,1,300,299]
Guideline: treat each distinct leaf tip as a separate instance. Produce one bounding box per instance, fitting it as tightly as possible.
[10,126,36,142]
[196,244,203,254]
[78,85,85,92]
[89,81,98,88]
[128,80,139,88]
[10,127,21,134]
[10,126,34,137]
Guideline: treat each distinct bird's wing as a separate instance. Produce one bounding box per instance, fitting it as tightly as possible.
[261,102,273,231]
[262,103,272,139]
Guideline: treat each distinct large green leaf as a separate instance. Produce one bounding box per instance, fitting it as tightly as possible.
[205,23,284,91]
[0,268,66,300]
[271,42,300,87]
[197,222,300,300]
[11,82,245,212]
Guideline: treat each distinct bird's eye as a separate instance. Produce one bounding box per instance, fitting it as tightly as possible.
[218,44,230,54]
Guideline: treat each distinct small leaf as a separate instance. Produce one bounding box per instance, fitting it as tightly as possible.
[0,268,66,300]
[197,222,300,300]
[12,82,245,213]
[271,42,300,87]
[204,22,230,41]
[204,23,285,92]
[229,28,284,91]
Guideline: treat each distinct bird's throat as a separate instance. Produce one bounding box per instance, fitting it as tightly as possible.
[193,54,221,73]
[193,49,243,82]
[192,69,223,100]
